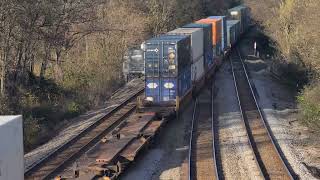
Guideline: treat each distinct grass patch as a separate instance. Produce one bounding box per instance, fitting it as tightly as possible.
[297,83,320,131]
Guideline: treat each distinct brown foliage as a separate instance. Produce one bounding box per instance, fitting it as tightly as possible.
[1,0,233,150]
[244,0,320,79]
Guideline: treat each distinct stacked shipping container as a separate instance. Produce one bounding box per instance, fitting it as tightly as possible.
[227,20,241,47]
[144,35,192,104]
[207,16,227,52]
[183,23,214,70]
[196,19,222,57]
[141,4,250,107]
[228,5,250,34]
[167,28,205,83]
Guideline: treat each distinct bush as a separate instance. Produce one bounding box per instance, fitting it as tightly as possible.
[65,101,82,117]
[23,115,41,150]
[297,84,320,131]
[0,96,12,115]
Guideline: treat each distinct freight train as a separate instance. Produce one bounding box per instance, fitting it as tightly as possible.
[122,48,145,82]
[136,5,250,112]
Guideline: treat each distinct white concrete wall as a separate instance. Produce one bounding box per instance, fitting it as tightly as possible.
[0,116,24,180]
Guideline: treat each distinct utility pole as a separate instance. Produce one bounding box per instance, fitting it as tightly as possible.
[0,56,4,96]
[254,41,257,56]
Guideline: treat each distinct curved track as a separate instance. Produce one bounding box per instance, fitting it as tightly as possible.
[230,48,295,180]
[188,85,220,180]
[24,88,144,180]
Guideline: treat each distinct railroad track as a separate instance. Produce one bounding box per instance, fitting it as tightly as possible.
[24,88,144,180]
[230,48,295,180]
[188,85,220,180]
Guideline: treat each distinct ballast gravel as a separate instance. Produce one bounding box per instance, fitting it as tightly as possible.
[213,62,263,180]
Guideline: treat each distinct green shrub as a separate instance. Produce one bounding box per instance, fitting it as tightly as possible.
[65,101,82,117]
[0,96,12,115]
[24,115,41,150]
[297,84,320,131]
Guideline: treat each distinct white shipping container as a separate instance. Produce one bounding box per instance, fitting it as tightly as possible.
[167,28,204,62]
[0,116,24,180]
[191,56,205,82]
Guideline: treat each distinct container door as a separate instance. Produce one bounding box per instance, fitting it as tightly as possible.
[160,78,177,102]
[160,43,178,102]
[178,67,191,97]
[145,42,161,102]
[145,77,160,102]
[161,43,177,78]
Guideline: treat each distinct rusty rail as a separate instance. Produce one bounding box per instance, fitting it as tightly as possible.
[24,88,144,180]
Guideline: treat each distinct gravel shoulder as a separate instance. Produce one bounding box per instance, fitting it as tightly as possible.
[239,30,320,180]
[213,62,263,180]
[24,79,144,171]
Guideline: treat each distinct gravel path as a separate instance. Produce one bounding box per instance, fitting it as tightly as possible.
[213,62,263,180]
[239,30,320,179]
[24,79,144,171]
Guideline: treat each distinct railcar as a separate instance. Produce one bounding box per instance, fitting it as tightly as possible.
[140,4,250,113]
[228,5,250,34]
[122,48,144,82]
[227,20,241,48]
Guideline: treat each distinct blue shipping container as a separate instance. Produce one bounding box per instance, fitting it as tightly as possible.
[227,20,241,42]
[227,21,236,47]
[183,23,214,70]
[144,35,192,104]
[207,16,227,51]
[228,5,250,34]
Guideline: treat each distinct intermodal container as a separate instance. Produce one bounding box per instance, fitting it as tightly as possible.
[207,16,227,51]
[228,5,250,33]
[191,56,205,82]
[145,69,191,103]
[143,35,192,104]
[228,20,241,41]
[227,21,237,47]
[196,19,222,56]
[183,23,214,70]
[167,28,204,63]
[167,28,205,84]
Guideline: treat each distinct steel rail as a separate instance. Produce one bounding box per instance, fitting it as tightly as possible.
[188,85,220,180]
[211,84,220,180]
[188,98,198,180]
[229,52,264,178]
[235,49,295,179]
[230,48,294,179]
[25,88,144,180]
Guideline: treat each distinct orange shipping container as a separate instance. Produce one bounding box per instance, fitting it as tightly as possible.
[196,19,222,45]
